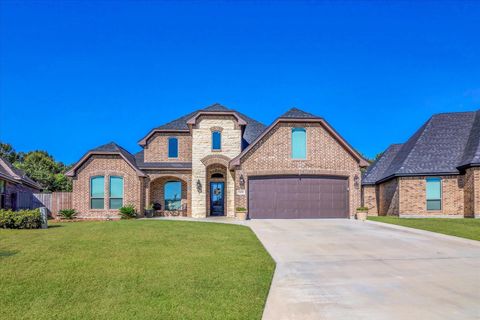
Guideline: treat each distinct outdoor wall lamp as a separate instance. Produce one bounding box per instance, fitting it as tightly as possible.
[239,174,245,187]
[354,175,359,189]
[196,179,202,193]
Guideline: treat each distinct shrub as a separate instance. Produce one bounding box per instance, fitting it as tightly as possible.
[119,205,137,219]
[236,207,247,212]
[58,209,77,220]
[356,206,369,212]
[0,209,42,229]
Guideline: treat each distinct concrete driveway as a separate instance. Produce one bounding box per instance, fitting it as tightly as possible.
[247,219,480,320]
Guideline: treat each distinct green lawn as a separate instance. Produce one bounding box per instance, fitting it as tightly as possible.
[368,216,480,241]
[0,220,275,320]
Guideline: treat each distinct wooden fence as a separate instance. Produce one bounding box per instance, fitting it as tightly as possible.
[32,192,73,218]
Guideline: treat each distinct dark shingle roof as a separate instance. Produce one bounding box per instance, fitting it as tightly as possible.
[134,151,191,170]
[0,156,42,189]
[91,142,138,168]
[458,111,480,168]
[363,111,480,185]
[67,142,146,177]
[362,144,403,185]
[279,108,321,119]
[151,103,267,145]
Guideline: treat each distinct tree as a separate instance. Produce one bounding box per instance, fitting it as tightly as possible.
[15,151,72,192]
[0,142,23,163]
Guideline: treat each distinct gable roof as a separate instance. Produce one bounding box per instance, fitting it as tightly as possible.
[363,110,480,185]
[0,156,43,190]
[138,103,267,146]
[134,150,192,170]
[230,107,369,168]
[66,142,146,177]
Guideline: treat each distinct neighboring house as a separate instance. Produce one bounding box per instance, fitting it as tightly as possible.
[0,156,42,210]
[66,103,368,219]
[363,111,480,218]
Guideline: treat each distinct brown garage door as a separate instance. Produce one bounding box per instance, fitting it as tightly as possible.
[248,176,349,219]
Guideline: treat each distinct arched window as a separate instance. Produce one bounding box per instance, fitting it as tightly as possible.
[164,181,182,210]
[90,176,105,209]
[109,176,124,209]
[211,173,224,178]
[212,131,221,150]
[168,137,178,158]
[291,128,306,159]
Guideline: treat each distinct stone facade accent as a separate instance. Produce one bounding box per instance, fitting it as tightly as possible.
[144,132,192,162]
[191,116,241,217]
[234,122,362,218]
[71,155,144,219]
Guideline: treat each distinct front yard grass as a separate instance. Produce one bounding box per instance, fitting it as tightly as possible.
[0,220,275,320]
[368,216,480,241]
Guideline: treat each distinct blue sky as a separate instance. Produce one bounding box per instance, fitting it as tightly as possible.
[1,1,479,164]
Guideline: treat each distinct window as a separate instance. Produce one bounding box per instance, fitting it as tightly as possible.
[211,173,224,178]
[164,181,182,210]
[212,131,221,150]
[109,176,123,209]
[426,178,442,210]
[90,176,105,209]
[0,180,5,209]
[168,137,178,158]
[292,128,306,159]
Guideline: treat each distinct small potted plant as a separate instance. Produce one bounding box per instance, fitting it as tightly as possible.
[236,207,248,220]
[144,203,154,218]
[356,207,369,221]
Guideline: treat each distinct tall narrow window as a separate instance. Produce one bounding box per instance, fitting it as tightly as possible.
[212,131,221,150]
[426,178,442,210]
[292,128,306,159]
[164,181,182,210]
[109,176,124,209]
[168,137,178,158]
[0,180,5,209]
[90,176,105,209]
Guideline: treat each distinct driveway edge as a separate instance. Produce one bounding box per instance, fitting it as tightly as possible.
[365,220,480,247]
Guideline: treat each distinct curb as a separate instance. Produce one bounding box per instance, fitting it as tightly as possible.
[366,220,480,247]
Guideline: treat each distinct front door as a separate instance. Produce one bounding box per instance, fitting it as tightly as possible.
[210,182,224,216]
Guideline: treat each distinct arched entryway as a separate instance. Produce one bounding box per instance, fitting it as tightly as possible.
[149,176,188,216]
[206,164,227,216]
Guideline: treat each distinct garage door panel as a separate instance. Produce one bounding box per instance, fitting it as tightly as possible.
[248,176,348,219]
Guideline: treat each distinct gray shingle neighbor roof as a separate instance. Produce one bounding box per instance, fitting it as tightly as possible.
[363,110,480,185]
[149,103,267,145]
[0,156,42,189]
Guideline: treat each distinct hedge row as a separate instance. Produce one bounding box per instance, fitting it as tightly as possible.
[0,209,42,229]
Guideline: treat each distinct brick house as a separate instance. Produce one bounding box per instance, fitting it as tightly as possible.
[66,103,368,219]
[362,111,480,218]
[0,156,42,210]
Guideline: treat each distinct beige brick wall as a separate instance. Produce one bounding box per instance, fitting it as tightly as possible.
[235,122,363,217]
[143,132,192,162]
[72,155,143,219]
[191,116,242,217]
[463,168,480,217]
[377,178,399,216]
[398,176,464,216]
[362,185,378,216]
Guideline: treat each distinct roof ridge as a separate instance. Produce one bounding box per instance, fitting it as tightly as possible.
[396,117,434,173]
